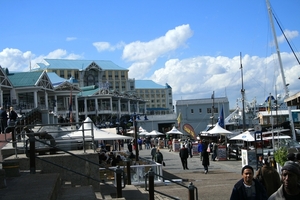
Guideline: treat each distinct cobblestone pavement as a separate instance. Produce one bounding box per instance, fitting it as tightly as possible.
[136,146,243,200]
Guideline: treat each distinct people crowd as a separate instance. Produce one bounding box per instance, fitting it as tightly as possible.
[96,132,300,199]
[0,106,18,134]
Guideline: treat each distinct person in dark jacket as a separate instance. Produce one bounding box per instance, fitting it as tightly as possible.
[179,144,189,170]
[0,107,8,134]
[230,165,268,200]
[254,157,281,197]
[202,140,210,174]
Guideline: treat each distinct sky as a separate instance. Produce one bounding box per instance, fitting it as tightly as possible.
[0,0,299,110]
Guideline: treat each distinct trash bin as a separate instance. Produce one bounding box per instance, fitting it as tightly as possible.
[3,160,20,177]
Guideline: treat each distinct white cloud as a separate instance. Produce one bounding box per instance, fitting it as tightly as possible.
[150,53,300,108]
[0,48,33,72]
[270,29,299,46]
[125,24,193,78]
[0,48,83,72]
[93,41,125,52]
[66,37,77,41]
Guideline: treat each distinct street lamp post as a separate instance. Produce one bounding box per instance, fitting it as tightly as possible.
[134,113,139,161]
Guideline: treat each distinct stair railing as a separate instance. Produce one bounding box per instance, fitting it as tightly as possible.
[144,168,198,200]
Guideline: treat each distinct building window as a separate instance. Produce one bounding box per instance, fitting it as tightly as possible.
[191,109,194,114]
[199,108,202,113]
[207,108,212,113]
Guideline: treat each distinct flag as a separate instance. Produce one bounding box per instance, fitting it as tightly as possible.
[268,95,271,114]
[218,106,225,128]
[69,87,73,123]
[177,112,182,129]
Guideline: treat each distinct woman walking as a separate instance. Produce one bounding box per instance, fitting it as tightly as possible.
[202,140,210,174]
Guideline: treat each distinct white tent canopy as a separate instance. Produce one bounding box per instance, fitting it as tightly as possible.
[230,130,255,142]
[144,130,164,136]
[207,123,232,135]
[62,117,133,141]
[166,126,183,135]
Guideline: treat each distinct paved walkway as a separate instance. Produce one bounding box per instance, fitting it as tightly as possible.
[136,146,243,200]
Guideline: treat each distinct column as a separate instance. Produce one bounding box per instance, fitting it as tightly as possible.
[128,100,131,114]
[118,98,121,118]
[75,95,79,122]
[84,98,87,119]
[45,91,48,110]
[34,91,38,108]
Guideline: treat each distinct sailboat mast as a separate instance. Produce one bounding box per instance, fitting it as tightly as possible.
[240,52,246,131]
[266,0,296,141]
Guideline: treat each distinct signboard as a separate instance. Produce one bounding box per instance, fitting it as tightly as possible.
[183,124,196,140]
[173,140,181,152]
[192,143,199,156]
[217,145,227,161]
[242,149,257,169]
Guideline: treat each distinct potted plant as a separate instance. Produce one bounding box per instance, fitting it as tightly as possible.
[273,146,288,172]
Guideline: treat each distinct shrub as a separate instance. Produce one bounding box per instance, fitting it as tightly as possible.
[274,147,288,166]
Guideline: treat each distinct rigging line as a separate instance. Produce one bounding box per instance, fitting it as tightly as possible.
[272,12,300,65]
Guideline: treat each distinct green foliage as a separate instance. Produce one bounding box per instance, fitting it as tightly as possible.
[274,147,288,166]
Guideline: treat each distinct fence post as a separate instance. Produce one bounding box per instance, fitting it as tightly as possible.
[148,168,154,200]
[126,159,131,185]
[115,166,122,198]
[28,133,36,174]
[188,182,195,200]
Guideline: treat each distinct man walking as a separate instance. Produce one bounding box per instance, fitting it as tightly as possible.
[255,157,281,197]
[197,140,203,161]
[150,145,157,161]
[268,161,300,199]
[179,144,189,170]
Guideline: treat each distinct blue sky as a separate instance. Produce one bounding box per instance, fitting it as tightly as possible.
[0,0,299,109]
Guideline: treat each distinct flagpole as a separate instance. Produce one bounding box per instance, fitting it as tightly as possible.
[269,93,275,152]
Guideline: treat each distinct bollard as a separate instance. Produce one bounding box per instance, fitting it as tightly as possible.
[0,169,6,188]
[188,182,195,200]
[28,133,36,174]
[148,168,154,200]
[115,166,123,198]
[126,159,131,185]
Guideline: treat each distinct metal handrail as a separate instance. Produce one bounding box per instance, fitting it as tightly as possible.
[144,168,198,200]
[28,137,127,189]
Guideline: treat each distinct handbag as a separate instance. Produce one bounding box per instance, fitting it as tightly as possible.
[207,145,211,153]
[163,161,166,166]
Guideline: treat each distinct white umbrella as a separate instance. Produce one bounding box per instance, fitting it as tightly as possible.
[138,131,149,136]
[166,126,183,135]
[230,130,255,142]
[207,123,232,136]
[139,126,146,132]
[144,130,164,136]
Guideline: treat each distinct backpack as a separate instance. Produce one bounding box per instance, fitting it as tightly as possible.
[155,152,162,162]
[10,110,17,120]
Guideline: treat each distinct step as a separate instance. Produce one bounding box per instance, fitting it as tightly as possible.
[57,185,97,200]
[0,172,61,200]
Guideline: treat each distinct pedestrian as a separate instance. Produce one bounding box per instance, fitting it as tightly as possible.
[8,106,18,126]
[179,144,189,170]
[138,137,143,150]
[168,139,173,152]
[254,157,281,197]
[187,139,193,158]
[197,140,203,161]
[202,140,210,174]
[127,142,133,153]
[268,161,300,199]
[155,149,163,164]
[287,152,295,162]
[212,142,218,161]
[230,165,268,200]
[0,107,8,134]
[151,145,157,161]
